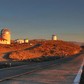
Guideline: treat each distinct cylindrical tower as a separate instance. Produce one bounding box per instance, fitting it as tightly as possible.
[24,38,29,43]
[52,34,57,40]
[1,28,11,44]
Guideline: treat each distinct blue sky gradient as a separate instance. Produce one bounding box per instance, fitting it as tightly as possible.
[0,0,84,42]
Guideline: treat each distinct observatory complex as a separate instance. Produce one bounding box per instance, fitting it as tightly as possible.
[0,28,11,44]
[0,28,57,44]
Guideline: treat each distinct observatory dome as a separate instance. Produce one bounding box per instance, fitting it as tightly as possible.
[1,28,10,34]
[0,28,11,44]
[52,34,57,40]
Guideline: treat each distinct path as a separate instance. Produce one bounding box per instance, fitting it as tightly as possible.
[0,53,84,84]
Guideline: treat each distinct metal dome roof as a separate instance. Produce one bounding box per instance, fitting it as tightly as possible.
[1,28,10,34]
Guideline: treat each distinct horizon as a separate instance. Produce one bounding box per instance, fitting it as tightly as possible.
[0,0,84,42]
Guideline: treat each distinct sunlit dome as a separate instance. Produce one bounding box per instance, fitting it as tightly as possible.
[1,28,10,34]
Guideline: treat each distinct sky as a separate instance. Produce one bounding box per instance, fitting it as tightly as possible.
[0,0,84,42]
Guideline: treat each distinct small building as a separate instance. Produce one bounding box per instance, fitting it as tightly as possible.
[15,39,24,44]
[15,39,29,44]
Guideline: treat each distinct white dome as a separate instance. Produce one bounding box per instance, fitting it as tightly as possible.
[1,28,10,34]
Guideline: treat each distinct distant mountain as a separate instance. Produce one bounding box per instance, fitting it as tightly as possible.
[74,42,84,46]
[69,41,84,46]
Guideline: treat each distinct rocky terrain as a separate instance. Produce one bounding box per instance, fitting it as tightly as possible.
[6,40,81,61]
[0,40,82,61]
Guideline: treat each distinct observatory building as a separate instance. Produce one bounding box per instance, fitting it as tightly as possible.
[0,28,11,44]
[15,38,29,44]
[52,34,57,40]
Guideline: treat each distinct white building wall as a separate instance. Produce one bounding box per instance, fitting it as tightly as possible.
[16,39,24,44]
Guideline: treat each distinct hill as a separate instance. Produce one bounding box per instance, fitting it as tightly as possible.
[8,40,81,61]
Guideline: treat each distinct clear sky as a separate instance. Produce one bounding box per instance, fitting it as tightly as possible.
[0,0,84,42]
